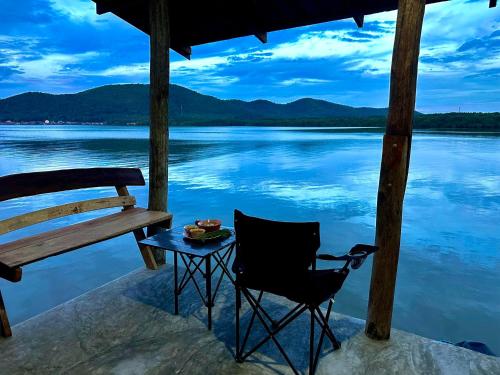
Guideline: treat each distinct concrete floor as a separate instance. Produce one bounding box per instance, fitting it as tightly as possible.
[1,265,499,375]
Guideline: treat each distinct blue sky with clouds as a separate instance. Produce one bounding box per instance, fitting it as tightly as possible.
[0,0,498,113]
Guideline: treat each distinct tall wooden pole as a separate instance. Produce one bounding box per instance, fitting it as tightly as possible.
[365,0,426,340]
[148,0,170,264]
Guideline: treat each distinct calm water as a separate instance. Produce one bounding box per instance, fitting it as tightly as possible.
[0,125,499,352]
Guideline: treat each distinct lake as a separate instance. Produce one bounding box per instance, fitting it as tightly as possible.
[0,125,498,353]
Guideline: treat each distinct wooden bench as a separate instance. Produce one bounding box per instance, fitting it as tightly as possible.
[0,168,172,337]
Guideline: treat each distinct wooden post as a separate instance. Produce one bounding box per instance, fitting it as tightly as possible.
[365,0,426,340]
[148,0,170,265]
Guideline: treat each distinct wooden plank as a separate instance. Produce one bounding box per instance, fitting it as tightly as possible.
[0,263,22,283]
[365,0,426,341]
[115,186,158,270]
[0,290,12,337]
[0,208,172,268]
[148,0,170,265]
[0,196,136,235]
[0,168,145,202]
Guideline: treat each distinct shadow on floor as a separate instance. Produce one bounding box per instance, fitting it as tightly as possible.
[123,266,364,373]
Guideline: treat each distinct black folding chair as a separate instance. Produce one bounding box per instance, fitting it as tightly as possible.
[233,209,378,374]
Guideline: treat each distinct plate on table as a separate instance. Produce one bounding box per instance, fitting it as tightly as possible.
[183,228,232,244]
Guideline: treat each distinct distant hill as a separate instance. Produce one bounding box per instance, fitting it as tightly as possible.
[0,84,387,125]
[0,84,498,130]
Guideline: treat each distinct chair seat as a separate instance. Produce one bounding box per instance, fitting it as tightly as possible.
[0,208,172,268]
[238,268,349,306]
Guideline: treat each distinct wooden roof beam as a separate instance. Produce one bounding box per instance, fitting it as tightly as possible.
[353,15,364,28]
[95,2,109,15]
[94,0,139,15]
[95,0,123,15]
[173,46,192,60]
[94,0,494,53]
[254,32,268,43]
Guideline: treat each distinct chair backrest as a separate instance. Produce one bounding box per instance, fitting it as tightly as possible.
[0,168,144,236]
[233,209,320,280]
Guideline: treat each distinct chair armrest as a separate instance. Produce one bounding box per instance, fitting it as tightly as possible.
[317,244,379,270]
[349,244,378,256]
[316,254,350,261]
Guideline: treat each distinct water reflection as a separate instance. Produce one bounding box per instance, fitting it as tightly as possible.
[0,125,499,353]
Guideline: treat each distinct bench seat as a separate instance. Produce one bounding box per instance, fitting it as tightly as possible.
[0,208,172,269]
[0,167,173,337]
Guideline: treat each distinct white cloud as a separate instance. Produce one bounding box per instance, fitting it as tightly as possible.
[0,33,104,85]
[268,28,394,61]
[6,0,492,102]
[92,56,233,78]
[19,52,100,79]
[94,62,149,77]
[89,57,243,86]
[188,75,240,86]
[171,56,229,75]
[85,26,394,82]
[0,42,101,84]
[73,0,498,87]
[49,0,100,24]
[347,1,500,76]
[89,56,240,86]
[280,78,332,86]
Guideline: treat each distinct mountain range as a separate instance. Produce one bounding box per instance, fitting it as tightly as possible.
[0,84,498,130]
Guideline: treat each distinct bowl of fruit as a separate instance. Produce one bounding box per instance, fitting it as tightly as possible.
[184,225,206,239]
[183,220,231,243]
[195,219,222,232]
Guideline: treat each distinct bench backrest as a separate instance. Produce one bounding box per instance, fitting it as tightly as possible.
[0,168,145,236]
[0,168,145,202]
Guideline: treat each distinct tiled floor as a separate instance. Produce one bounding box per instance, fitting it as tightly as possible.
[1,266,498,374]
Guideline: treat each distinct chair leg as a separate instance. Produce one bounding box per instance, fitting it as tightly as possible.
[239,291,264,358]
[235,286,242,362]
[309,307,315,375]
[315,300,341,350]
[237,288,305,375]
[0,289,12,338]
[234,288,342,375]
[312,300,340,373]
[236,284,242,310]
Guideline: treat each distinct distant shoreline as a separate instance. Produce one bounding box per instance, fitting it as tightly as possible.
[1,122,499,134]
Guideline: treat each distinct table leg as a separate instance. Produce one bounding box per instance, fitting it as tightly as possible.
[174,251,179,315]
[206,255,212,330]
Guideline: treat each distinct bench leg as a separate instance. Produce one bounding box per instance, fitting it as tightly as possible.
[147,218,173,266]
[133,229,158,270]
[0,289,12,338]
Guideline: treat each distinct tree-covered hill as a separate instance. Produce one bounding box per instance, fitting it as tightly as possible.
[0,84,498,130]
[0,84,387,124]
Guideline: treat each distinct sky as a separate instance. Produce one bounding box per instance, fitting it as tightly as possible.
[0,0,498,113]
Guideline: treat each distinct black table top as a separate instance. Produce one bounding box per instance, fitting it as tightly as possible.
[139,226,235,257]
